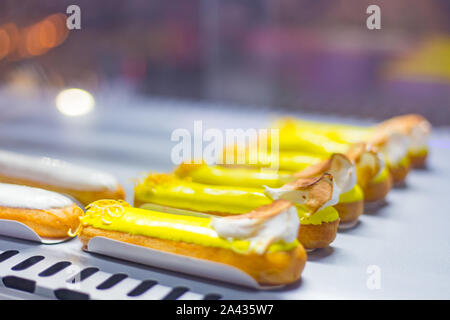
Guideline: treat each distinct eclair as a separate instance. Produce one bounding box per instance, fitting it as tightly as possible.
[275,114,431,180]
[282,147,388,204]
[275,118,410,184]
[76,199,307,286]
[0,183,82,238]
[0,150,125,205]
[134,173,340,250]
[175,153,362,228]
[369,114,431,169]
[224,138,389,204]
[344,143,392,203]
[290,154,362,227]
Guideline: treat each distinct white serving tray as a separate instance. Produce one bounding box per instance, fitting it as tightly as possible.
[86,236,284,290]
[0,219,71,244]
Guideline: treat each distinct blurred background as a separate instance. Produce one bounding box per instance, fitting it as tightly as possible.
[1,1,450,300]
[0,0,449,125]
[0,0,449,189]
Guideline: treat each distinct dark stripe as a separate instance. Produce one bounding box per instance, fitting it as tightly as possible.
[54,289,89,300]
[203,293,222,300]
[2,276,36,293]
[96,273,128,290]
[38,261,72,277]
[0,250,19,263]
[127,280,158,297]
[67,267,99,283]
[162,287,189,300]
[11,256,45,271]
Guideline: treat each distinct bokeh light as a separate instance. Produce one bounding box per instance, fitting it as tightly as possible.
[56,88,95,117]
[2,13,70,60]
[39,19,58,49]
[0,28,10,60]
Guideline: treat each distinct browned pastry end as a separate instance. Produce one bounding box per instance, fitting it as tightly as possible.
[364,175,392,203]
[298,219,340,250]
[334,200,364,224]
[0,204,82,238]
[389,163,411,186]
[410,153,428,169]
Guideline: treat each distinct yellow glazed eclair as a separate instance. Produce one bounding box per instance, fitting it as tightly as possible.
[290,153,363,227]
[224,141,390,204]
[272,118,406,184]
[367,114,431,169]
[0,150,125,205]
[134,173,340,250]
[175,153,362,227]
[0,183,82,238]
[274,114,431,182]
[76,199,307,286]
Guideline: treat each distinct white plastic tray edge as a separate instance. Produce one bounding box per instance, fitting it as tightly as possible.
[0,219,70,244]
[86,236,285,290]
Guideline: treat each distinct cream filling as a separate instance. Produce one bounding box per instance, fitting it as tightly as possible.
[0,183,73,209]
[210,205,299,254]
[0,150,119,191]
[409,124,429,153]
[375,152,386,178]
[380,132,410,165]
[263,179,340,212]
[330,163,357,194]
[317,179,340,211]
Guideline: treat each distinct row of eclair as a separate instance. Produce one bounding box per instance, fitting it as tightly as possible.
[0,113,431,287]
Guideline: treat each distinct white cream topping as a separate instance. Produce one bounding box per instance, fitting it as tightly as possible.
[0,150,119,191]
[374,153,386,178]
[0,183,73,209]
[409,124,429,152]
[329,162,356,194]
[263,179,340,212]
[316,178,340,211]
[380,132,410,165]
[210,205,299,254]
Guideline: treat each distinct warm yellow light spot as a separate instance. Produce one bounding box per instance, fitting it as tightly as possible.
[25,25,47,56]
[0,28,11,60]
[39,19,57,49]
[46,13,69,47]
[56,88,95,117]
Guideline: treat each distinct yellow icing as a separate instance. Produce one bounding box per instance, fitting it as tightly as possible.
[278,119,425,172]
[278,129,349,154]
[338,184,364,204]
[276,118,366,153]
[297,206,339,225]
[277,152,326,172]
[388,155,410,169]
[135,173,337,224]
[135,174,272,214]
[175,164,293,188]
[308,124,372,144]
[79,200,298,254]
[409,147,428,157]
[372,166,390,184]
